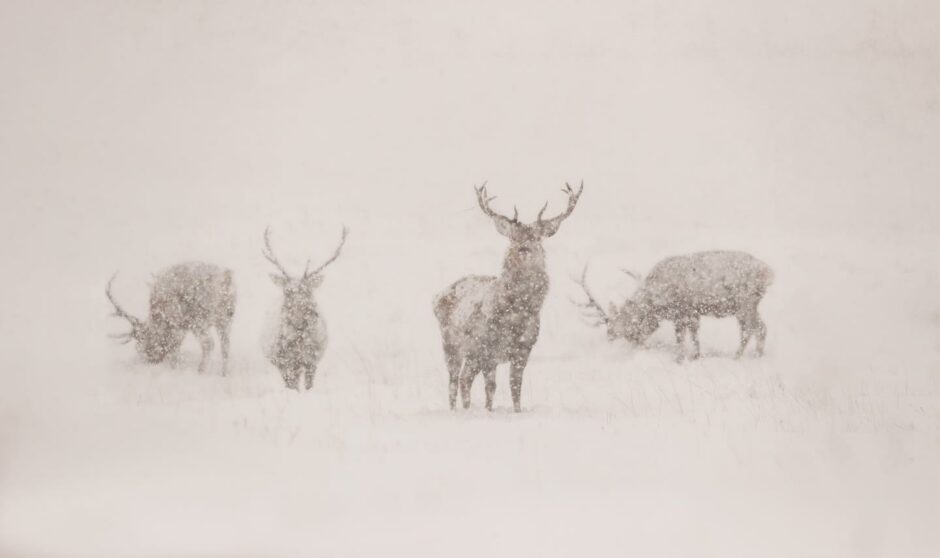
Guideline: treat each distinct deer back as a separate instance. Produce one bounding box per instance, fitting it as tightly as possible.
[640,251,773,318]
[149,262,236,331]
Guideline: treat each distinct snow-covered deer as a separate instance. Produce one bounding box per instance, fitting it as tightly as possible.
[434,182,584,412]
[263,226,347,391]
[576,251,773,360]
[106,262,236,373]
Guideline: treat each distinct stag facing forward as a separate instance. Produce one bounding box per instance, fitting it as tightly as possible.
[263,226,347,391]
[434,182,583,412]
[576,251,773,360]
[106,262,236,373]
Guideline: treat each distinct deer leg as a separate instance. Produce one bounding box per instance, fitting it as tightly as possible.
[167,347,182,369]
[509,353,530,413]
[735,316,752,359]
[291,369,303,391]
[482,364,497,412]
[688,317,701,360]
[216,322,231,376]
[443,344,462,410]
[460,361,480,410]
[195,330,214,373]
[304,363,317,390]
[281,368,297,390]
[674,321,688,362]
[754,315,767,357]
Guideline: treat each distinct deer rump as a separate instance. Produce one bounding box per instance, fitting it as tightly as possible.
[433,275,542,364]
[641,251,773,320]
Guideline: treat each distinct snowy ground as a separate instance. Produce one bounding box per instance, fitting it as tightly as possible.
[3,2,940,557]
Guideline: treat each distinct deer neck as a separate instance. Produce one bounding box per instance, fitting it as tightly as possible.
[282,299,320,331]
[495,248,549,306]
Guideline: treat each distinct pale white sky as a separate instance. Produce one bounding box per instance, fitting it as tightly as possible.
[2,0,939,248]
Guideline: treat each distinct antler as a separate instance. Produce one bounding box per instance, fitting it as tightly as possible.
[573,264,609,326]
[263,226,292,279]
[105,273,140,327]
[621,268,643,282]
[109,331,135,344]
[474,182,519,224]
[308,226,349,277]
[537,180,584,234]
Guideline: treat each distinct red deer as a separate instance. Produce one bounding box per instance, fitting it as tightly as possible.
[106,262,236,373]
[263,226,347,391]
[576,251,773,360]
[434,182,584,411]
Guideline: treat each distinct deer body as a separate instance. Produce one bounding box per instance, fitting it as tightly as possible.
[578,251,773,360]
[434,182,582,412]
[263,226,347,391]
[107,262,236,373]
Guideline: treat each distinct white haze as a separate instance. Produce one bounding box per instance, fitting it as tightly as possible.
[2,1,940,556]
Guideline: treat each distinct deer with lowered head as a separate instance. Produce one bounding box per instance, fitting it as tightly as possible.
[106,262,236,373]
[263,226,347,391]
[433,182,584,412]
[576,251,773,360]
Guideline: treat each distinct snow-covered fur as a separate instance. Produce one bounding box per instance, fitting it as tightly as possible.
[609,251,774,359]
[268,273,329,390]
[106,262,236,373]
[434,183,583,412]
[263,226,347,390]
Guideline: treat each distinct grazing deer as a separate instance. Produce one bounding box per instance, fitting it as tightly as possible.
[433,182,584,412]
[106,262,236,373]
[576,251,774,360]
[263,226,347,391]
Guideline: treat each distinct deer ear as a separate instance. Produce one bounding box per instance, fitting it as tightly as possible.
[538,220,563,238]
[491,217,516,238]
[302,274,324,289]
[270,274,288,287]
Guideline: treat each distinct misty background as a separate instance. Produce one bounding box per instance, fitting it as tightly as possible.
[3,0,939,382]
[2,2,940,556]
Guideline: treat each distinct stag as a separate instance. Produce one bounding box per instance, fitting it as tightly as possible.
[433,182,584,412]
[263,226,347,391]
[106,262,236,373]
[576,251,773,360]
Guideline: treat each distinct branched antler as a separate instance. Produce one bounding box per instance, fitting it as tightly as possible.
[573,264,609,326]
[537,181,584,235]
[265,226,349,280]
[309,226,349,277]
[621,268,643,282]
[474,182,519,224]
[105,273,140,327]
[263,226,292,279]
[109,331,134,344]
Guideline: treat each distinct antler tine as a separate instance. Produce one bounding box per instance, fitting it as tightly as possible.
[621,268,643,282]
[537,180,584,228]
[262,226,292,279]
[309,226,349,276]
[105,273,140,326]
[572,264,609,325]
[474,182,516,223]
[537,201,549,221]
[108,331,134,344]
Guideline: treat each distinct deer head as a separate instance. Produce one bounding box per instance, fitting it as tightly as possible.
[612,299,659,344]
[106,274,182,363]
[263,226,348,329]
[574,265,658,344]
[474,181,583,272]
